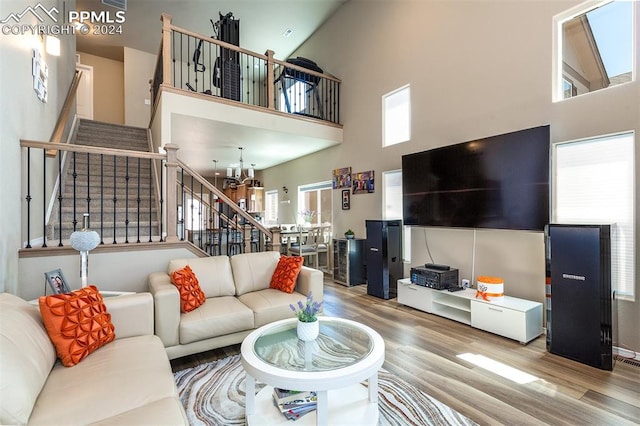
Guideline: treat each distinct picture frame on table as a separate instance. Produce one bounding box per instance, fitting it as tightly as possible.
[44,269,71,294]
[342,189,350,210]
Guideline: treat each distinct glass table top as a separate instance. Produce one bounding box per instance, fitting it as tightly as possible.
[253,319,374,372]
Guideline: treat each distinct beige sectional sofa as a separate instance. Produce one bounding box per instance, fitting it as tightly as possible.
[0,292,187,425]
[148,251,324,360]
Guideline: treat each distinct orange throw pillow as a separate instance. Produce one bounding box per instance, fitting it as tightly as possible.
[270,255,304,293]
[39,285,116,367]
[170,265,206,313]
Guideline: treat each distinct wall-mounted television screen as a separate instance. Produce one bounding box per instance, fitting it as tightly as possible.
[402,125,550,231]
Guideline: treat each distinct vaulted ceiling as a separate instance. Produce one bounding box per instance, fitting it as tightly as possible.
[75,0,348,176]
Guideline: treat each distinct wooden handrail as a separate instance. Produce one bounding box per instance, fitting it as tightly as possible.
[271,57,340,83]
[161,13,172,87]
[164,15,342,84]
[46,70,83,157]
[21,139,165,160]
[169,24,268,62]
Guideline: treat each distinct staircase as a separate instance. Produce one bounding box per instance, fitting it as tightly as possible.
[49,119,160,243]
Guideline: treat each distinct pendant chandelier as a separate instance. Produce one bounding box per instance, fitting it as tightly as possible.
[226,147,254,183]
[212,159,219,187]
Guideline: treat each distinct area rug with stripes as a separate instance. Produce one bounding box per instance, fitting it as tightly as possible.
[174,354,477,425]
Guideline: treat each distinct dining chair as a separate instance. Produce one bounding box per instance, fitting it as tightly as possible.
[315,226,331,272]
[288,227,320,268]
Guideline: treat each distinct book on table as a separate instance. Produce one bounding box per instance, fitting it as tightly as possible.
[282,403,317,421]
[272,388,317,421]
[278,398,317,412]
[275,391,317,412]
[272,388,315,404]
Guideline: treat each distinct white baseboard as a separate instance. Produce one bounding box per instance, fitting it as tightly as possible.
[614,346,640,361]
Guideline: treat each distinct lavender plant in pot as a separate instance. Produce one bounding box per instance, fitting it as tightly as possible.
[290,292,323,341]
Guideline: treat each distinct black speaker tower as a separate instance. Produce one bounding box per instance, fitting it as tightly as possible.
[365,220,403,299]
[546,224,617,370]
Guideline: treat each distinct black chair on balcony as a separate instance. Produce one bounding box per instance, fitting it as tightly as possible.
[276,57,324,120]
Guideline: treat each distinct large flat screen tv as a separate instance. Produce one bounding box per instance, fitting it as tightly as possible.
[402,125,550,231]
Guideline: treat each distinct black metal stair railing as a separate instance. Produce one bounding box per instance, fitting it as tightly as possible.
[21,141,272,255]
[176,160,271,256]
[21,141,165,248]
[170,28,268,107]
[20,140,274,255]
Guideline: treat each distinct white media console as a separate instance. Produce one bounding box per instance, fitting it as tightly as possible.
[397,279,543,344]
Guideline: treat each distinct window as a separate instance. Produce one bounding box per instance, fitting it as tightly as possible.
[553,132,635,298]
[383,85,411,146]
[382,170,403,220]
[280,81,307,113]
[265,190,278,225]
[554,1,634,101]
[382,170,411,262]
[562,78,577,99]
[184,195,205,231]
[298,181,332,226]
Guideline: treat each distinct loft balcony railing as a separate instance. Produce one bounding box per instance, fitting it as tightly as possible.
[151,13,341,124]
[19,140,281,256]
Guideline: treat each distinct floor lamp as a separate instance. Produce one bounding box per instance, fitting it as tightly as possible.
[69,213,100,288]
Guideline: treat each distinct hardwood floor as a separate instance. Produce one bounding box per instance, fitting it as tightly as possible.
[171,279,640,425]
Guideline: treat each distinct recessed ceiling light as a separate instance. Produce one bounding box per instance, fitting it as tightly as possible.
[282,28,293,38]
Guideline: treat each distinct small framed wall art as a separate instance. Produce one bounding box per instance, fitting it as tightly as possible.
[352,170,374,194]
[332,167,352,189]
[342,189,350,210]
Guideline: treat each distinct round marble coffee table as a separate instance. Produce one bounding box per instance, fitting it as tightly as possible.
[241,316,385,426]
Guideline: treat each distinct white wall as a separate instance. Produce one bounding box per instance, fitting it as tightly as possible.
[0,0,77,294]
[77,51,124,124]
[18,247,197,300]
[262,0,640,350]
[124,47,157,127]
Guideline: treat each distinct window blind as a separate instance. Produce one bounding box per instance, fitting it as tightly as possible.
[382,169,411,262]
[265,190,278,225]
[554,132,635,298]
[383,85,411,147]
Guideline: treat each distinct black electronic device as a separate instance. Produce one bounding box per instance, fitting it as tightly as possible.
[425,263,450,271]
[410,266,459,290]
[402,125,550,231]
[448,286,464,292]
[366,220,402,299]
[547,224,616,370]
